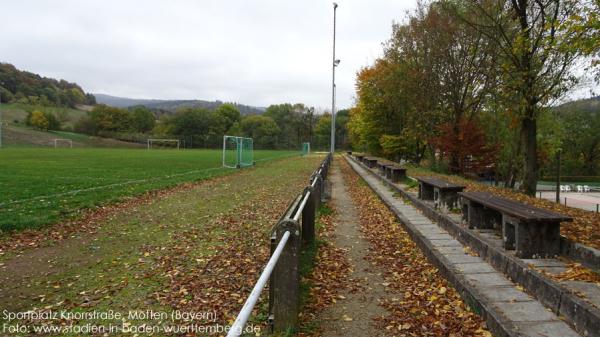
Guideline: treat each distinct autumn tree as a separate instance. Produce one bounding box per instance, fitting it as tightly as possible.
[240,115,280,148]
[418,3,497,172]
[350,59,413,157]
[172,108,213,146]
[431,118,498,174]
[350,1,496,166]
[452,0,590,195]
[29,111,49,130]
[130,106,156,133]
[89,104,132,134]
[214,103,241,132]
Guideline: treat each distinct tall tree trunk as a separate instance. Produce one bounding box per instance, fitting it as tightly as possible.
[449,119,461,174]
[521,115,538,196]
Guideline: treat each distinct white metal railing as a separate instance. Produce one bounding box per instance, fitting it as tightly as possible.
[226,153,331,336]
[226,231,291,337]
[293,191,311,222]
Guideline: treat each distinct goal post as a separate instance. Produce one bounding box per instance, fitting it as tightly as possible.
[53,139,73,148]
[147,139,180,150]
[301,142,310,156]
[223,135,254,168]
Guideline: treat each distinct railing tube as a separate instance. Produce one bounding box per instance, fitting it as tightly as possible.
[228,154,331,335]
[293,191,311,222]
[227,231,291,337]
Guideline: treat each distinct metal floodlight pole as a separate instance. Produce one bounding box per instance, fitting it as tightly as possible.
[0,88,2,148]
[330,2,338,154]
[556,150,561,203]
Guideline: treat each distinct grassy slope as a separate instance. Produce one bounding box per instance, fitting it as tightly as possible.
[2,125,144,148]
[0,103,86,127]
[0,148,299,230]
[0,103,144,148]
[0,155,323,334]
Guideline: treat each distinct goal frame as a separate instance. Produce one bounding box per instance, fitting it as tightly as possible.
[302,142,310,156]
[53,138,73,148]
[222,135,254,168]
[147,138,180,150]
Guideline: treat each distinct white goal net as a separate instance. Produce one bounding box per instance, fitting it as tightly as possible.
[223,135,254,168]
[53,139,73,148]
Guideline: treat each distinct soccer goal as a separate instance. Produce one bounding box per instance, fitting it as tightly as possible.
[54,139,73,148]
[301,142,310,156]
[223,135,254,168]
[147,139,180,150]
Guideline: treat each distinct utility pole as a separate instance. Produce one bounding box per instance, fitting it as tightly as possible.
[0,89,2,148]
[330,2,339,154]
[556,150,561,203]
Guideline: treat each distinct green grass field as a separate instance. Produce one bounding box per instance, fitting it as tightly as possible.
[0,154,323,331]
[0,148,299,231]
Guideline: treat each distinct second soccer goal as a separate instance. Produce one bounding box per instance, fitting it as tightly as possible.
[223,135,254,168]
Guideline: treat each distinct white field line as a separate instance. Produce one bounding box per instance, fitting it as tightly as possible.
[0,167,224,207]
[0,153,300,207]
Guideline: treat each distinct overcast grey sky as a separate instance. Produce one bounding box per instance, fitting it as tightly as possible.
[1,0,419,109]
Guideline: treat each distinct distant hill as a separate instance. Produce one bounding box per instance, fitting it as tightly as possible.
[553,95,600,114]
[94,93,265,115]
[0,63,95,107]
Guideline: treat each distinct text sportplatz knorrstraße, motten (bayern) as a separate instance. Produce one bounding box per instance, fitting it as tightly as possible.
[3,309,217,322]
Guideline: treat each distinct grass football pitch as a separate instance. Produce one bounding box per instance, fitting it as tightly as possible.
[0,148,299,231]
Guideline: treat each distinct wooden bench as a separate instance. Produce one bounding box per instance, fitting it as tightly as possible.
[416,177,465,210]
[459,191,573,258]
[355,154,365,162]
[346,151,352,156]
[385,165,407,183]
[376,160,394,175]
[364,157,378,168]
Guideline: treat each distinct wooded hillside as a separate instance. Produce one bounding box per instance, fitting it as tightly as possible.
[0,63,95,107]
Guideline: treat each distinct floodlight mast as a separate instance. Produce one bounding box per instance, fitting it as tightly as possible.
[0,86,3,148]
[330,2,339,154]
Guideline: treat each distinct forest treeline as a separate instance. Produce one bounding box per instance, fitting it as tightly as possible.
[0,63,96,107]
[1,62,350,151]
[71,103,350,150]
[348,0,600,195]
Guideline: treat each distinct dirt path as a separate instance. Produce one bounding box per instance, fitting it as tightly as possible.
[319,161,389,337]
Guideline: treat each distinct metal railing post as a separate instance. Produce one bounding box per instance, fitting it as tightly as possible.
[302,187,316,245]
[313,175,322,209]
[272,220,301,332]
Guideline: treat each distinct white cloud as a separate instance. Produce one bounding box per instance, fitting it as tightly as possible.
[0,0,417,109]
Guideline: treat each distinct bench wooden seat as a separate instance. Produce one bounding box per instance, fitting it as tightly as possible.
[459,191,573,258]
[416,176,465,210]
[376,160,394,175]
[385,165,407,183]
[354,154,365,162]
[363,157,378,168]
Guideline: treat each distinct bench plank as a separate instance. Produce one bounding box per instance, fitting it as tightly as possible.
[459,191,572,222]
[416,176,465,190]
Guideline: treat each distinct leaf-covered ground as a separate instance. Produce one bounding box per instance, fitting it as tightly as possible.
[298,207,353,336]
[0,155,323,335]
[340,159,490,336]
[405,166,600,250]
